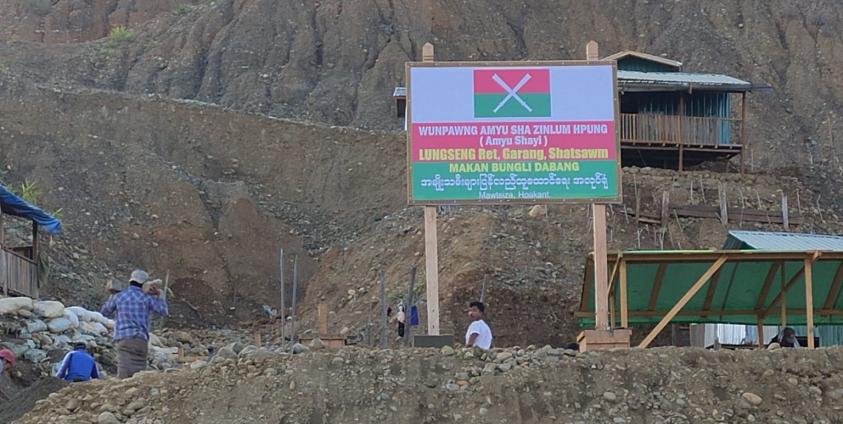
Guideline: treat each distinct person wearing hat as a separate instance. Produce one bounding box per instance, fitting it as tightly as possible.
[0,349,15,375]
[101,269,169,379]
[56,342,100,382]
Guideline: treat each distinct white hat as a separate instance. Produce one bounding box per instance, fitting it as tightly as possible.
[130,269,149,284]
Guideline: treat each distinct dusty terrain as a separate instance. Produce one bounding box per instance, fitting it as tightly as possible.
[14,345,843,424]
[3,70,843,347]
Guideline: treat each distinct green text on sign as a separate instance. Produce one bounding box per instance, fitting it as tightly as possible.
[412,160,618,202]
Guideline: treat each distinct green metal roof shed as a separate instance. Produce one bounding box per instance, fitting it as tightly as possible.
[724,231,843,251]
[578,250,843,348]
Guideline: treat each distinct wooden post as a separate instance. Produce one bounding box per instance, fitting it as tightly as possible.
[781,193,789,231]
[422,42,435,62]
[740,92,747,175]
[804,257,815,349]
[586,40,610,331]
[423,207,440,335]
[593,203,609,330]
[620,259,629,328]
[678,95,685,171]
[756,321,764,348]
[279,249,286,342]
[406,267,416,345]
[31,222,38,262]
[0,204,6,296]
[290,255,299,344]
[718,184,728,226]
[156,270,170,330]
[318,302,328,336]
[254,331,262,347]
[421,43,441,336]
[479,274,487,304]
[639,256,727,348]
[366,298,373,346]
[780,263,787,327]
[379,271,388,348]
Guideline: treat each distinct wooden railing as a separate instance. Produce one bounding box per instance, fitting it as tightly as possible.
[0,246,38,298]
[620,113,743,147]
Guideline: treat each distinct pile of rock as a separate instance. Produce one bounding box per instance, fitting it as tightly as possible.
[0,296,116,373]
[0,296,189,375]
[441,344,578,391]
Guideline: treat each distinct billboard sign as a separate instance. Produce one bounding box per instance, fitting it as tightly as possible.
[407,61,620,205]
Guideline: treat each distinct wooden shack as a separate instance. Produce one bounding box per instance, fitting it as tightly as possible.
[608,51,753,171]
[393,50,758,171]
[0,183,62,298]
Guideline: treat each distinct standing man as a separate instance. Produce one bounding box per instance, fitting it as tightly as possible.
[465,301,492,350]
[101,269,168,379]
[56,342,100,382]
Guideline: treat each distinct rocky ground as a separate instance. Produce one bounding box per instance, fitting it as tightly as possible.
[12,344,843,424]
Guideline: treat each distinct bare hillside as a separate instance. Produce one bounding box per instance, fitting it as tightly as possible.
[0,0,841,170]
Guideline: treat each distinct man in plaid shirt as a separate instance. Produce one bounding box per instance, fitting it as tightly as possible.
[101,269,168,378]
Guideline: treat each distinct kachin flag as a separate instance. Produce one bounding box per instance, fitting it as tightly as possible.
[473,69,551,118]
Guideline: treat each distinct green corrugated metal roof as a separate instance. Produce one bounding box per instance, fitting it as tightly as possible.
[724,231,843,251]
[578,250,843,327]
[618,70,752,91]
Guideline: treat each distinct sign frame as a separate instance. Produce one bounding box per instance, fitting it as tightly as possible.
[405,60,622,206]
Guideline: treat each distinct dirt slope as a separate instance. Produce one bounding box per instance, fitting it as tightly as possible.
[296,167,841,346]
[0,72,402,323]
[0,0,841,170]
[3,71,842,344]
[15,346,843,424]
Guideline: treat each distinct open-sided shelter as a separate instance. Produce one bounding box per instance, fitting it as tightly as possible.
[577,250,843,349]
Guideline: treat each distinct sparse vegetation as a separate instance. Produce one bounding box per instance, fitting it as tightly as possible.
[108,26,134,43]
[17,180,62,220]
[174,4,193,16]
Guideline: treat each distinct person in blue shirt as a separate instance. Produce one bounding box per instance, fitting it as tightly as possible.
[101,269,168,379]
[57,342,100,382]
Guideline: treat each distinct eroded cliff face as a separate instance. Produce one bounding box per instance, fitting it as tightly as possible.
[1,0,841,168]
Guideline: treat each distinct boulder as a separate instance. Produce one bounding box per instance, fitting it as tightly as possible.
[63,310,80,328]
[33,301,65,318]
[52,335,71,348]
[238,345,258,357]
[25,319,48,333]
[97,411,120,424]
[251,348,275,360]
[87,311,113,328]
[291,343,309,354]
[66,306,93,322]
[23,348,48,363]
[216,346,237,360]
[190,360,208,369]
[0,297,33,315]
[47,317,73,333]
[309,338,326,350]
[148,333,163,347]
[225,342,246,354]
[1,342,30,358]
[83,322,108,336]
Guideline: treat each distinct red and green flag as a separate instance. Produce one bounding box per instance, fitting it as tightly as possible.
[473,69,551,118]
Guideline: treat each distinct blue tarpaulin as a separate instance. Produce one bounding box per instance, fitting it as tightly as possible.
[0,183,62,234]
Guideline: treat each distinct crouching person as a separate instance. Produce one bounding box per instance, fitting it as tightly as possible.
[57,342,99,382]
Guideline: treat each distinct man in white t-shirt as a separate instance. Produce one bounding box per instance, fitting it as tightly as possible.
[465,301,492,350]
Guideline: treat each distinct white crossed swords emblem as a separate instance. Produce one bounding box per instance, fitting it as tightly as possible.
[492,73,533,113]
